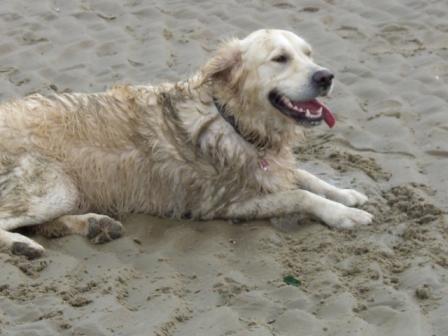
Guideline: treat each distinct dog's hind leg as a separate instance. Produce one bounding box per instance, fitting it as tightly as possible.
[34,213,124,244]
[0,229,46,259]
[0,154,79,258]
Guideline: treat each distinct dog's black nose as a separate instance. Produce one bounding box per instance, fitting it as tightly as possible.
[312,70,334,90]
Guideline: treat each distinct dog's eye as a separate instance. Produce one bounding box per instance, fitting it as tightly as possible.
[271,54,289,63]
[304,49,312,57]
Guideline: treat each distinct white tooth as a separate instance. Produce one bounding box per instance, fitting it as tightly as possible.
[317,107,323,115]
[306,109,311,117]
[299,108,304,112]
[282,97,294,109]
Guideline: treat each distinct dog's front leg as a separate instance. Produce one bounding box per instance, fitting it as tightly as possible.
[222,190,373,229]
[295,169,368,207]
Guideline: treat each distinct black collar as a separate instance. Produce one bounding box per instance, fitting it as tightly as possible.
[213,97,241,137]
[213,97,267,149]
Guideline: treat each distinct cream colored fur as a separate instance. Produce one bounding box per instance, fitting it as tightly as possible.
[0,29,372,258]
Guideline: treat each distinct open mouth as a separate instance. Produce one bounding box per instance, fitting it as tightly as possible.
[268,90,336,128]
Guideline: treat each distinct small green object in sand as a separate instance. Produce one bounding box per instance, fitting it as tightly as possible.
[283,275,301,287]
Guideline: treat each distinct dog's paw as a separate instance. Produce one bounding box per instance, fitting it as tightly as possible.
[10,234,45,259]
[87,216,124,244]
[322,204,373,229]
[331,189,368,207]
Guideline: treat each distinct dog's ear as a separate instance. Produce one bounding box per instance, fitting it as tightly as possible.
[200,39,242,85]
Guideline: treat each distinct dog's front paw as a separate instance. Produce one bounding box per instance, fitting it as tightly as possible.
[331,189,368,207]
[322,204,373,229]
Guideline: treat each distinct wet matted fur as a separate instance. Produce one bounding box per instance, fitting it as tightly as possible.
[0,29,372,258]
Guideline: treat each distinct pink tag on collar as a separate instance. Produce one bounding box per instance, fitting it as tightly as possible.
[259,159,269,171]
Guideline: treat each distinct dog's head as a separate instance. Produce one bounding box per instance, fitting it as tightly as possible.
[202,29,336,129]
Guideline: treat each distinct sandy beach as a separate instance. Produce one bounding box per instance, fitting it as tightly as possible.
[0,0,447,335]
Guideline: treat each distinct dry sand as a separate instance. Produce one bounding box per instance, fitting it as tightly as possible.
[1,0,448,335]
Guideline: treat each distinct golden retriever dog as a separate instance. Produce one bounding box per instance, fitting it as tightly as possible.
[0,29,373,258]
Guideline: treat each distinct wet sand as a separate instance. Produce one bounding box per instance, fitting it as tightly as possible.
[0,0,447,335]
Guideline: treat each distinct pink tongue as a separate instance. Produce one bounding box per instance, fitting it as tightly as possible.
[300,99,336,128]
[321,103,336,128]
